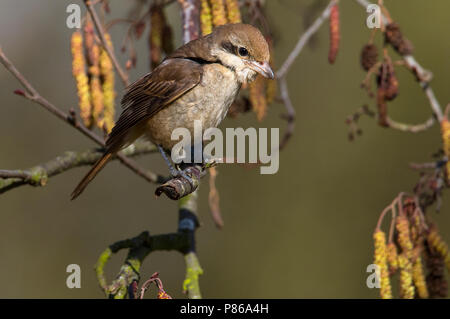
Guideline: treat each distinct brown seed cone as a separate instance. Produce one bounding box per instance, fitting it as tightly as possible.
[328,3,340,64]
[361,44,378,71]
[377,61,398,101]
[385,22,413,56]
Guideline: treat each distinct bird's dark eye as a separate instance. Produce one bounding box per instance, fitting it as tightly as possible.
[238,47,249,57]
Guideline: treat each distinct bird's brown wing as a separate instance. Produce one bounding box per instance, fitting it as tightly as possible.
[106,58,203,152]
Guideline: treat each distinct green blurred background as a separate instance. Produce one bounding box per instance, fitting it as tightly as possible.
[1,0,449,298]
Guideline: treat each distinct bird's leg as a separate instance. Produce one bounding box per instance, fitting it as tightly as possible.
[157,145,194,184]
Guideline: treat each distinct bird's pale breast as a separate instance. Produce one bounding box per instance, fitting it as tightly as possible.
[144,63,240,150]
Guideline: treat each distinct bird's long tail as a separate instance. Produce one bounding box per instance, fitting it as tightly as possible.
[70,152,113,200]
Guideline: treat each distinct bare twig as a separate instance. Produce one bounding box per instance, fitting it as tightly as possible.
[276,1,337,78]
[386,116,435,133]
[355,0,444,122]
[0,143,161,194]
[84,0,130,86]
[275,0,337,149]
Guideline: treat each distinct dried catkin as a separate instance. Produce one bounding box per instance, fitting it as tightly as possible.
[328,3,340,64]
[385,22,413,56]
[249,75,267,122]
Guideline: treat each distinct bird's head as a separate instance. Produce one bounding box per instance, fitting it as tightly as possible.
[209,24,274,83]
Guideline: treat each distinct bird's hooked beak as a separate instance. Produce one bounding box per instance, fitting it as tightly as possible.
[245,60,274,79]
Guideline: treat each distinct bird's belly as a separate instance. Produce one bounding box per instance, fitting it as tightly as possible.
[144,64,240,150]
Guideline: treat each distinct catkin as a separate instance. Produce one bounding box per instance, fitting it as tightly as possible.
[427,225,450,274]
[412,255,429,298]
[200,0,213,36]
[71,31,92,128]
[210,0,227,26]
[441,119,450,183]
[328,3,340,64]
[386,242,399,274]
[398,253,415,299]
[396,215,413,259]
[100,33,115,133]
[373,230,392,299]
[225,0,241,24]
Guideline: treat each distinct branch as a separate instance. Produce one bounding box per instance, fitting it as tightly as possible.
[386,116,435,133]
[275,0,337,149]
[95,190,202,299]
[0,48,159,189]
[84,0,130,87]
[0,143,162,194]
[354,0,444,122]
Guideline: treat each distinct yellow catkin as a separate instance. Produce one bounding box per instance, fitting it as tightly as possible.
[150,5,164,70]
[200,0,213,36]
[225,0,241,24]
[249,75,267,122]
[84,18,104,128]
[386,242,399,274]
[373,230,392,299]
[100,33,115,133]
[412,255,429,298]
[440,119,450,182]
[210,0,228,27]
[396,215,414,260]
[427,226,450,274]
[398,253,415,299]
[71,31,92,128]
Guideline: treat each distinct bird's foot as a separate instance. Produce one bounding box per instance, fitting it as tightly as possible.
[169,165,194,185]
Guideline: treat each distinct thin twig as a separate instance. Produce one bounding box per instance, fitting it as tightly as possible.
[386,116,435,133]
[0,143,161,194]
[275,0,336,149]
[354,0,444,122]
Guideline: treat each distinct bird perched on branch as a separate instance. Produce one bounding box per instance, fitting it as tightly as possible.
[71,23,274,200]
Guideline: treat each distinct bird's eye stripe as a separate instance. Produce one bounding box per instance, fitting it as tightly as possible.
[221,41,237,54]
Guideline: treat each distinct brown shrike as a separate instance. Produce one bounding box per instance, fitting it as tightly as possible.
[71,23,274,200]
